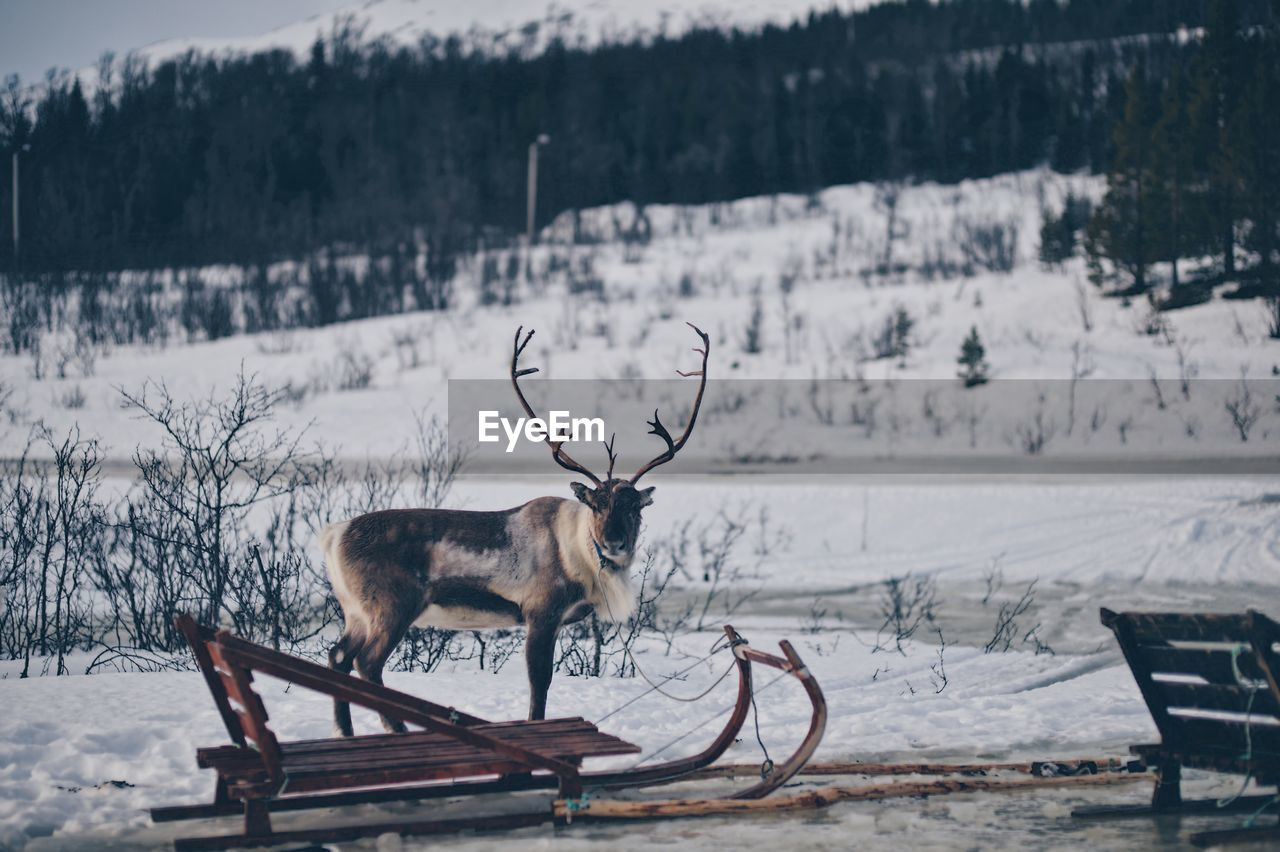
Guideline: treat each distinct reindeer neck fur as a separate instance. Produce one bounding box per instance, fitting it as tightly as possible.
[554,500,636,623]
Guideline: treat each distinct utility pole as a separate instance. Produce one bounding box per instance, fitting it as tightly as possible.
[11,143,27,264]
[11,150,18,263]
[525,134,550,247]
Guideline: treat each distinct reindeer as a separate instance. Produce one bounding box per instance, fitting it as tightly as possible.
[322,323,710,732]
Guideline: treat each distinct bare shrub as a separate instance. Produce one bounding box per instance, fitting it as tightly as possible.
[0,428,107,675]
[57,385,87,410]
[873,573,938,654]
[334,343,376,391]
[742,288,764,354]
[1010,394,1056,455]
[955,215,1019,274]
[1265,297,1280,340]
[1224,375,1261,442]
[112,372,316,647]
[871,306,914,361]
[984,580,1040,654]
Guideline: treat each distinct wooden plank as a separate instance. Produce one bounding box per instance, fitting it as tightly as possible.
[553,773,1146,821]
[1104,612,1180,742]
[1117,612,1255,644]
[1142,646,1268,685]
[688,756,1133,779]
[199,726,636,771]
[1157,680,1280,717]
[1165,715,1280,754]
[175,615,246,747]
[215,632,580,780]
[205,642,284,788]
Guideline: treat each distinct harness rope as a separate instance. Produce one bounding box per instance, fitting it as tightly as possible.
[589,539,778,779]
[1216,642,1280,828]
[624,669,792,772]
[591,540,738,720]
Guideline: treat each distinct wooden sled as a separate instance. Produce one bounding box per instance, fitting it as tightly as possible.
[1072,608,1280,847]
[152,615,826,850]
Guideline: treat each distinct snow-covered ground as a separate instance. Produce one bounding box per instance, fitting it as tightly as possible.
[2,475,1278,849]
[2,168,1278,848]
[0,626,1157,850]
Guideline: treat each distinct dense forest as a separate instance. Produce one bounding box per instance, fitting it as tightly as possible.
[0,0,1277,288]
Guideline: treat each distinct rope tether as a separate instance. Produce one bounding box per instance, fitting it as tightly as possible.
[1216,642,1280,828]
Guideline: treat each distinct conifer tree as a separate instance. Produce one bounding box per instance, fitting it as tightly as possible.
[1085,65,1159,293]
[1188,0,1245,280]
[957,326,990,388]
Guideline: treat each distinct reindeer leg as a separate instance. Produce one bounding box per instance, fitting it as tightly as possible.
[328,631,362,736]
[525,618,559,721]
[355,617,414,734]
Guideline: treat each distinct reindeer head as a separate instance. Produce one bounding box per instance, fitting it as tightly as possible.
[570,479,654,564]
[511,323,710,567]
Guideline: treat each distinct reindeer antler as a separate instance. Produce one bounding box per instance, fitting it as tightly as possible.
[511,327,603,486]
[630,322,710,484]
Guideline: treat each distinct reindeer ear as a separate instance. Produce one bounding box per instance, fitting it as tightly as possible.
[638,486,655,507]
[570,482,594,506]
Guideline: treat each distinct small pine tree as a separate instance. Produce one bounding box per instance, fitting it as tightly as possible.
[957,326,990,388]
[1039,193,1093,267]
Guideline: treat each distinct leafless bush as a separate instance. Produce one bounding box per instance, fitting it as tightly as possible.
[0,380,20,424]
[871,307,914,361]
[0,428,107,675]
[1010,394,1056,455]
[390,325,426,371]
[981,553,1006,605]
[1224,375,1261,442]
[1265,297,1280,340]
[392,627,465,673]
[1074,277,1093,333]
[984,580,1039,653]
[929,627,949,693]
[111,372,316,648]
[57,385,87,410]
[649,505,780,648]
[873,573,938,654]
[743,289,764,354]
[333,343,376,391]
[557,548,673,677]
[955,216,1019,274]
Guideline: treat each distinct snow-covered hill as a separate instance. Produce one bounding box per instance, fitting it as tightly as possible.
[2,169,1276,464]
[53,0,873,93]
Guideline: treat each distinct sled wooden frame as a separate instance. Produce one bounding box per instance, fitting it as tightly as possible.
[1073,608,1280,847]
[153,615,827,850]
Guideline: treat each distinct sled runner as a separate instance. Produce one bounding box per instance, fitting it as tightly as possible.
[1073,608,1280,847]
[152,615,826,850]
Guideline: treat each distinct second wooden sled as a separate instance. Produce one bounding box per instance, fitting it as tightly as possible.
[152,615,826,850]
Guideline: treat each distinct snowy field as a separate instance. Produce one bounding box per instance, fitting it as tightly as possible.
[2,168,1279,849]
[2,475,1278,849]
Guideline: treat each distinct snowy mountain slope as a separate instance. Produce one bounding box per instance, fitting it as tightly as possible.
[58,0,874,92]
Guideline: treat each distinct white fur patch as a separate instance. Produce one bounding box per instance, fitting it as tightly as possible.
[555,503,636,623]
[415,604,521,630]
[322,520,367,635]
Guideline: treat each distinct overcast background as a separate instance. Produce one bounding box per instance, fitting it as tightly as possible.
[0,0,351,82]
